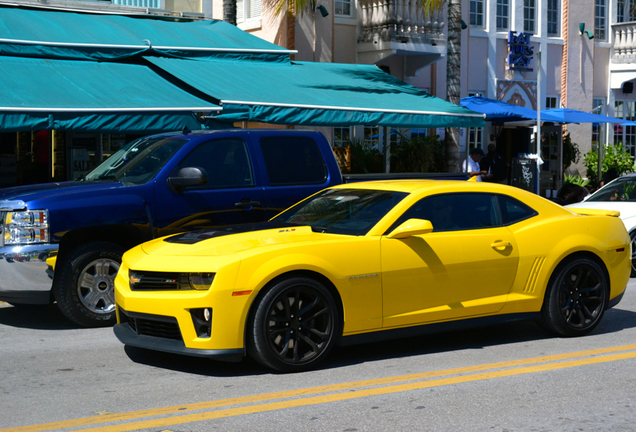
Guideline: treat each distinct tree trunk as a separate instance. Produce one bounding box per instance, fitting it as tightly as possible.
[444,0,461,173]
[224,0,237,25]
[287,3,296,60]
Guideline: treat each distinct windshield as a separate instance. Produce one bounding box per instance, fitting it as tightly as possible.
[83,136,188,185]
[587,177,636,202]
[270,188,408,235]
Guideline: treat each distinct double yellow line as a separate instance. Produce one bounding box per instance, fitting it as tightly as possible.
[5,344,636,432]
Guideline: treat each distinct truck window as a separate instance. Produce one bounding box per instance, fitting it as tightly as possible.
[259,137,327,186]
[84,136,187,185]
[178,139,254,189]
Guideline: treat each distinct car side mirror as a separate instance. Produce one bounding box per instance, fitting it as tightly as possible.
[168,167,208,190]
[387,218,434,239]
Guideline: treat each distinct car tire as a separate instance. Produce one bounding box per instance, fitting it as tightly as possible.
[541,256,608,337]
[53,242,123,328]
[247,276,340,372]
[630,231,636,278]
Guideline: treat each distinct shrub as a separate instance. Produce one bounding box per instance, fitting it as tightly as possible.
[344,139,384,174]
[563,174,590,187]
[583,143,635,188]
[390,133,446,173]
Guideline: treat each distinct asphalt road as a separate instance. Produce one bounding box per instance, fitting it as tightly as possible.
[1,280,635,432]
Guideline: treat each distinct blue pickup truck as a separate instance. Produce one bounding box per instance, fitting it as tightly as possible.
[0,129,345,327]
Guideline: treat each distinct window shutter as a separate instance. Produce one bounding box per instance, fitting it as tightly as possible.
[249,0,261,19]
[237,0,244,23]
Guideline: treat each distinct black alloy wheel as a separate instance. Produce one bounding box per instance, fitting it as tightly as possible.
[248,277,340,372]
[542,256,608,337]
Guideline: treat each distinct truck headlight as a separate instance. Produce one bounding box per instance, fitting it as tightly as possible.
[4,210,49,245]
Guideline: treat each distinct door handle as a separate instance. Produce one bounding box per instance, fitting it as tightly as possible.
[491,241,512,250]
[235,199,261,210]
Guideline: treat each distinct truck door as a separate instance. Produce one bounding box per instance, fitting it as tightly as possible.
[153,137,268,236]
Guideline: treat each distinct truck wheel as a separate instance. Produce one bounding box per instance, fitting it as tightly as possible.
[247,276,340,372]
[53,242,123,328]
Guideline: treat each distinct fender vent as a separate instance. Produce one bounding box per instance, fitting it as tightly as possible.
[523,256,546,293]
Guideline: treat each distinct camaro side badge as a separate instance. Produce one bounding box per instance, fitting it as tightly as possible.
[348,273,379,280]
[279,229,296,232]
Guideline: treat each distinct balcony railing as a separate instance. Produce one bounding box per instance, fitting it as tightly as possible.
[358,0,445,45]
[112,0,161,8]
[612,22,636,63]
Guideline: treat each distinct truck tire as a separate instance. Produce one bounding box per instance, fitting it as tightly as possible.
[53,242,123,328]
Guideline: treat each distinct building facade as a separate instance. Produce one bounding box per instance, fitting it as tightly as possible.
[211,0,636,192]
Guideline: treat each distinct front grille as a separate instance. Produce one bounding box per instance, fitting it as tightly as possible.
[129,271,190,291]
[119,308,182,341]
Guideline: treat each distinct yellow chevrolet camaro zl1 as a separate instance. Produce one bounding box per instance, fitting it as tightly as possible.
[113,180,630,372]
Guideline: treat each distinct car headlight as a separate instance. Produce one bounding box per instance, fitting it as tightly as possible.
[4,210,49,245]
[189,273,215,291]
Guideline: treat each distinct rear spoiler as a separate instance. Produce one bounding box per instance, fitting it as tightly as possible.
[568,208,621,217]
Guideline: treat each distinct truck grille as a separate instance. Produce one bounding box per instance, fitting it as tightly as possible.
[119,308,182,341]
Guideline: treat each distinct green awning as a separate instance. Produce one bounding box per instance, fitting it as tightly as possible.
[0,55,221,132]
[147,58,485,128]
[0,7,292,62]
[0,5,484,131]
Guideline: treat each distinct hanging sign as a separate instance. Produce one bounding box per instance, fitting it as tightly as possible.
[507,31,534,71]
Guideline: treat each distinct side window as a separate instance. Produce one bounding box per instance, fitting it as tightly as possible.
[497,195,537,224]
[260,137,327,186]
[178,139,254,189]
[388,193,500,233]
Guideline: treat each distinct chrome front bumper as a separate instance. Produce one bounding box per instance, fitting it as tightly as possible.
[0,243,59,304]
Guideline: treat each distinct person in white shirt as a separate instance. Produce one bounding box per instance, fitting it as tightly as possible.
[462,147,487,181]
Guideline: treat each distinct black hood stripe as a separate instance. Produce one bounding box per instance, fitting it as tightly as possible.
[164,222,298,244]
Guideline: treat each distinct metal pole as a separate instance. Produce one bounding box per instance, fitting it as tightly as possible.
[536,48,542,195]
[599,108,604,185]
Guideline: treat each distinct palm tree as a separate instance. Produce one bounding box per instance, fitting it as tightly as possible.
[264,0,315,55]
[223,0,237,25]
[422,0,462,173]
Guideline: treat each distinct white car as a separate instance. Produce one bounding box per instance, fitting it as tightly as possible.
[566,174,636,276]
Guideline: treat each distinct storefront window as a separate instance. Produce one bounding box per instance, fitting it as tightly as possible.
[364,125,380,149]
[614,100,636,157]
[334,127,351,146]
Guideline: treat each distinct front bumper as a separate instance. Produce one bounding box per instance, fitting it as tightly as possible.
[113,308,243,362]
[0,243,59,304]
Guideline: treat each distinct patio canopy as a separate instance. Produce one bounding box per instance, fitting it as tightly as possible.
[460,96,563,123]
[0,6,292,62]
[541,108,627,124]
[0,5,485,131]
[148,57,485,128]
[0,55,221,132]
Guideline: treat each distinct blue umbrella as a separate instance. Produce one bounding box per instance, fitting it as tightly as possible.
[460,96,564,123]
[541,108,627,124]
